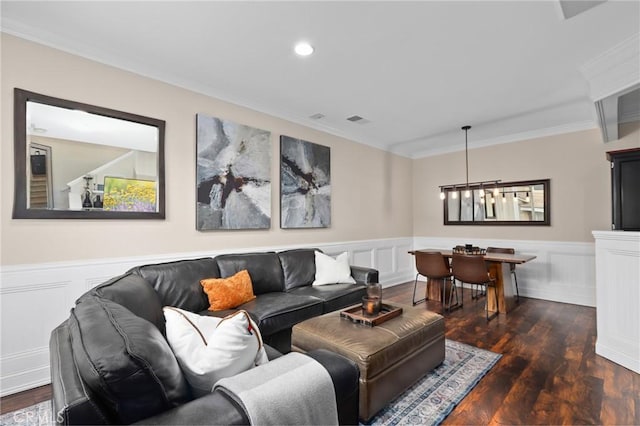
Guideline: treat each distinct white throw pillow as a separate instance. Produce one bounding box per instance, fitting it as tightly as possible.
[312,251,357,286]
[163,307,269,397]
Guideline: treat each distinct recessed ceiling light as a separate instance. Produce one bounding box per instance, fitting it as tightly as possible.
[294,42,314,56]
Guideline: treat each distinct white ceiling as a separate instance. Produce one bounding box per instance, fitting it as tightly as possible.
[27,102,158,152]
[2,1,639,158]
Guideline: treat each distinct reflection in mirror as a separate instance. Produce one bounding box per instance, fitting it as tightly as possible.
[444,179,549,225]
[13,89,165,219]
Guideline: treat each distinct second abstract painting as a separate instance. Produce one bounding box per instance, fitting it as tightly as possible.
[280,135,331,228]
[196,114,271,230]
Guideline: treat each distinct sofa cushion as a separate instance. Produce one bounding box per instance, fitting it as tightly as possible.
[163,307,268,397]
[129,258,218,312]
[86,272,166,335]
[201,292,322,336]
[69,295,191,424]
[214,252,284,295]
[312,251,356,286]
[288,283,366,313]
[278,248,319,291]
[201,270,256,311]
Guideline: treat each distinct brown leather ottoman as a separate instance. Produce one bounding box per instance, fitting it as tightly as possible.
[292,304,445,422]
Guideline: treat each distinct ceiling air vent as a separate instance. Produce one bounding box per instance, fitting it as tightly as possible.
[346,115,370,124]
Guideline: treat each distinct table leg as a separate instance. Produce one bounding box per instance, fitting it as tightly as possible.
[487,262,517,313]
[426,278,441,302]
[426,278,453,303]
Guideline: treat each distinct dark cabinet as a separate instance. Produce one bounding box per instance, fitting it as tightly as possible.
[607,148,640,231]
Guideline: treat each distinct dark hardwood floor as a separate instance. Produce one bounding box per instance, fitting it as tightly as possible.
[0,383,51,415]
[384,282,640,425]
[2,282,638,424]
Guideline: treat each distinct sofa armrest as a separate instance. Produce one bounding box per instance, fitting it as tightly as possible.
[140,349,359,426]
[307,349,360,425]
[50,321,111,425]
[350,265,379,284]
[135,392,248,425]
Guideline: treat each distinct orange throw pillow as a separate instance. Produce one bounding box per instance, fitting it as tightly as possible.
[200,270,256,311]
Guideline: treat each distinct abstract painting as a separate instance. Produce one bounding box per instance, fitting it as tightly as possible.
[280,135,330,228]
[196,114,271,230]
[103,177,157,212]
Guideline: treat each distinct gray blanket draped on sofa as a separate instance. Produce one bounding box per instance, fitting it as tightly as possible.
[214,352,338,425]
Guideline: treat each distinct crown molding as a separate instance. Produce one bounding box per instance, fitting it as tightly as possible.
[0,23,386,153]
[594,95,620,142]
[580,33,640,101]
[409,120,598,159]
[0,22,615,159]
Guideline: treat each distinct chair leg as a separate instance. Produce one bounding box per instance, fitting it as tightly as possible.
[412,273,426,306]
[446,277,461,312]
[471,283,485,300]
[513,271,519,302]
[447,278,454,311]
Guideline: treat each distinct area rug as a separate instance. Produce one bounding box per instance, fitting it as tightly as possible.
[366,339,501,426]
[0,340,500,426]
[0,400,52,426]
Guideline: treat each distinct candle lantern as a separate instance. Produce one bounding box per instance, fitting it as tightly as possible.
[362,282,382,316]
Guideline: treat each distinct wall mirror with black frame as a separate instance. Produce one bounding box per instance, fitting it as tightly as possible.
[13,88,165,219]
[443,179,550,225]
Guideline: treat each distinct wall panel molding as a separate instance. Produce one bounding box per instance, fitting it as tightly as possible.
[593,230,640,373]
[1,235,599,396]
[0,237,414,396]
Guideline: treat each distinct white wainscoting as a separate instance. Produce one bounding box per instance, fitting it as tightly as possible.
[593,231,640,374]
[0,236,597,396]
[412,237,596,307]
[0,237,414,397]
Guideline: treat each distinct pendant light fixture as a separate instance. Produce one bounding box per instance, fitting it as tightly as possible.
[463,125,471,198]
[439,125,500,200]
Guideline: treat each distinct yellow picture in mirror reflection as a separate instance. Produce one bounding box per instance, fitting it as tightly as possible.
[103,177,156,212]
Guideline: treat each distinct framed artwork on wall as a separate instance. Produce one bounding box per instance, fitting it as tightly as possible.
[196,114,271,230]
[280,135,331,228]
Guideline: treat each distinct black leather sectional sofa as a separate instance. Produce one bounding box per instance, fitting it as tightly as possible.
[49,248,378,425]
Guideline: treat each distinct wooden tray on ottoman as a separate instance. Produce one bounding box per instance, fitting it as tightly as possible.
[340,303,403,327]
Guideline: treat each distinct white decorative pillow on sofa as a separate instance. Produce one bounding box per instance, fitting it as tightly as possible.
[312,251,356,286]
[163,307,268,397]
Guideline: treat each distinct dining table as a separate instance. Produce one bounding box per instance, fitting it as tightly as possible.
[409,249,536,314]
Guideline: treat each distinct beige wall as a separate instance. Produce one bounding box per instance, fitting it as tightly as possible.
[1,34,413,265]
[3,34,638,267]
[413,122,640,242]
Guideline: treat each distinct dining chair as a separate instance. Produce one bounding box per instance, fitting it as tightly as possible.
[452,246,486,299]
[412,251,460,312]
[486,247,519,301]
[451,253,498,321]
